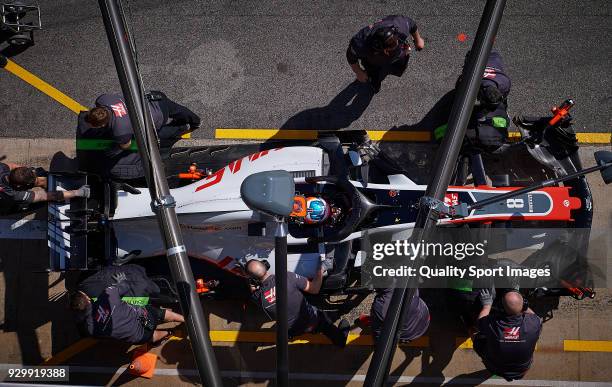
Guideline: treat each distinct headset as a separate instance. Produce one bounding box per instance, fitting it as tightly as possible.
[243,259,270,288]
[501,289,529,313]
[8,167,37,191]
[368,25,409,52]
[478,84,504,108]
[243,259,276,321]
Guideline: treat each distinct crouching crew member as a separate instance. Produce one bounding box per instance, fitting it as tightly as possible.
[77,264,161,299]
[246,260,350,347]
[370,288,430,343]
[473,289,542,381]
[347,15,425,93]
[70,267,184,344]
[468,50,511,152]
[76,92,201,180]
[435,50,511,153]
[0,161,89,214]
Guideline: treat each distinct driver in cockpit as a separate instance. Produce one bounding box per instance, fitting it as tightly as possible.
[290,195,341,225]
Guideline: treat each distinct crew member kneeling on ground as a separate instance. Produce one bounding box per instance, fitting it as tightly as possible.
[246,259,350,347]
[467,50,511,153]
[76,92,201,180]
[434,50,511,153]
[473,288,542,381]
[70,267,184,344]
[0,161,89,214]
[370,288,430,343]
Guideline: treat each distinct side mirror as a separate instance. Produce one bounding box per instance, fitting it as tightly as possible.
[240,170,295,217]
[594,151,612,185]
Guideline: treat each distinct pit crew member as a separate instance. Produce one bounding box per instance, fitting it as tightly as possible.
[0,162,89,213]
[347,15,425,93]
[370,288,430,343]
[473,288,542,381]
[70,267,184,344]
[76,91,201,179]
[468,50,511,152]
[77,264,161,298]
[246,259,350,347]
[435,50,511,153]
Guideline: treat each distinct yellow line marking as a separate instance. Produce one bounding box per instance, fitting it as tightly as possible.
[564,340,612,352]
[208,330,429,347]
[366,130,431,142]
[216,128,611,144]
[508,131,611,144]
[216,128,319,140]
[35,333,612,366]
[41,337,98,366]
[3,59,88,114]
[575,132,610,144]
[457,337,473,349]
[1,56,610,146]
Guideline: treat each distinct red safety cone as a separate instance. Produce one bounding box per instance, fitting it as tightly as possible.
[128,345,158,379]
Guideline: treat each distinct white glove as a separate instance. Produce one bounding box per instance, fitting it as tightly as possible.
[75,185,90,198]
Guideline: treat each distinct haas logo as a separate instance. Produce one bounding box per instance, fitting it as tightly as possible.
[445,193,459,206]
[94,306,110,323]
[264,287,276,304]
[483,66,498,79]
[503,326,521,340]
[110,102,127,117]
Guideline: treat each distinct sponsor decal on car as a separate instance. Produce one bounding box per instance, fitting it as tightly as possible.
[445,193,459,206]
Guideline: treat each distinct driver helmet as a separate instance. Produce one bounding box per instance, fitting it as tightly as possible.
[305,196,331,224]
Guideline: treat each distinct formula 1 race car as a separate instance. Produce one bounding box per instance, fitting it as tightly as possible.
[46,101,608,299]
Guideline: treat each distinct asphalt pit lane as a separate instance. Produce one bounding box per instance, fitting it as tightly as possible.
[276,62,288,74]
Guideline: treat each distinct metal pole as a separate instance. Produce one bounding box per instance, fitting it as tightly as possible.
[97,2,222,386]
[274,221,289,386]
[364,1,507,385]
[469,162,611,210]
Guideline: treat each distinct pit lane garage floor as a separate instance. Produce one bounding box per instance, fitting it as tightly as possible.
[0,139,610,386]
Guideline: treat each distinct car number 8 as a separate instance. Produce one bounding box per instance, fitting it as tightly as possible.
[506,198,524,209]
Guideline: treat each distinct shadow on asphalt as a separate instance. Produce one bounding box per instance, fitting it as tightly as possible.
[384,89,456,138]
[280,81,374,131]
[0,207,81,364]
